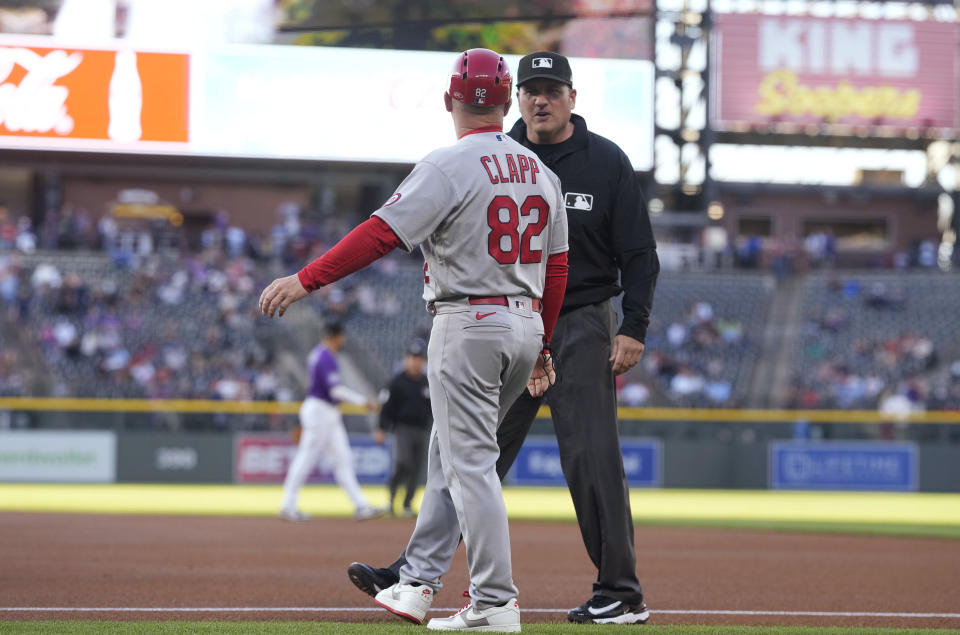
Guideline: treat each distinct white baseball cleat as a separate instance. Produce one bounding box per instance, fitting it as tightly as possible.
[374,583,434,625]
[354,505,387,521]
[427,597,521,632]
[278,508,310,522]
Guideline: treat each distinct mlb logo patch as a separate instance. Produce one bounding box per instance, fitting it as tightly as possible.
[532,57,553,68]
[564,192,593,211]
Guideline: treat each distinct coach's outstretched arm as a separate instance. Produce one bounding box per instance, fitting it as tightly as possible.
[259,216,403,317]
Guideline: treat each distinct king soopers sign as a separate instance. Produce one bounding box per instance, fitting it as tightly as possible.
[712,13,959,132]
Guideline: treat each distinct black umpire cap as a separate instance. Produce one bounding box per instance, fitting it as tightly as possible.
[406,339,427,357]
[516,51,573,88]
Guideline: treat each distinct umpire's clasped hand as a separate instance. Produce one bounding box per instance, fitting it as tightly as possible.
[609,334,645,375]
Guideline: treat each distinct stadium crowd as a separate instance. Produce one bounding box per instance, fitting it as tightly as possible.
[0,204,410,412]
[618,300,745,408]
[2,203,960,418]
[788,274,960,414]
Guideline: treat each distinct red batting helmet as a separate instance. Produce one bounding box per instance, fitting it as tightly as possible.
[448,48,512,107]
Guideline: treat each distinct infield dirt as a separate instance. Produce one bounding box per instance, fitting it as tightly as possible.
[1,513,957,629]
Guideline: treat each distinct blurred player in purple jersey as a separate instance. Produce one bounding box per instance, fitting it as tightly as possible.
[280,322,384,522]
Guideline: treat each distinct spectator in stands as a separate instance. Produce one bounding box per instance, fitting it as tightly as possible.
[704,377,731,403]
[619,380,650,407]
[0,350,28,397]
[97,215,118,250]
[736,235,761,268]
[56,272,89,316]
[671,366,705,398]
[666,320,687,347]
[0,255,19,311]
[917,240,937,268]
[0,203,15,248]
[30,261,61,293]
[804,231,832,268]
[14,216,37,254]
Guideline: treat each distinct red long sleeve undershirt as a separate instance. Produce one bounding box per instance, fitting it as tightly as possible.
[297,217,403,292]
[541,251,568,346]
[297,216,568,345]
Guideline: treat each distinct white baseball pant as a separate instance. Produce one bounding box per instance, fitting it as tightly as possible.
[281,396,369,513]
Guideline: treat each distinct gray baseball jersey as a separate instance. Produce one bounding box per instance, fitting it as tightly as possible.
[374,129,568,301]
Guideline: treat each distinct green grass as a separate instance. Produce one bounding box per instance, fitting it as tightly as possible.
[1,484,959,539]
[0,623,956,634]
[630,517,960,539]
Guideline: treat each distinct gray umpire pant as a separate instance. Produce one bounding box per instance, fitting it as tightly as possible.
[400,297,543,610]
[496,300,644,604]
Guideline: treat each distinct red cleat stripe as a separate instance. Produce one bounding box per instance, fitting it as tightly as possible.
[374,599,424,625]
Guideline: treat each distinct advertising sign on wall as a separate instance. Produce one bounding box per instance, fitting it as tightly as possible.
[0,430,116,482]
[116,433,233,483]
[770,442,918,491]
[712,13,959,134]
[234,433,391,484]
[510,437,661,487]
[0,36,190,151]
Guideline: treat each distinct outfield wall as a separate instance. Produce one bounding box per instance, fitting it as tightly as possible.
[2,429,958,492]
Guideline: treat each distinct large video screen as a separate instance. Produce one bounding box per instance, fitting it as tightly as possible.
[0,36,654,170]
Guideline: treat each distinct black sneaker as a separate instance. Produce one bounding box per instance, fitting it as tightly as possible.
[567,595,650,624]
[347,562,400,597]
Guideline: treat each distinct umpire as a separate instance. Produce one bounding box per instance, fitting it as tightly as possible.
[502,50,659,624]
[348,51,659,625]
[375,340,431,517]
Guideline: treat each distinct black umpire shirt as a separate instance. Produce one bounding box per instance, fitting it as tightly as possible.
[378,371,431,432]
[507,113,660,343]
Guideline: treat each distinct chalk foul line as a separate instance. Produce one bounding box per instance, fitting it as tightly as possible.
[1,607,958,619]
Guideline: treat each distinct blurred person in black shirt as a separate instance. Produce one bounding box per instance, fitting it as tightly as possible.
[375,340,431,517]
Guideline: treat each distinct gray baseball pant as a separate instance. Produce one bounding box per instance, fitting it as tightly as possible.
[400,297,543,609]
